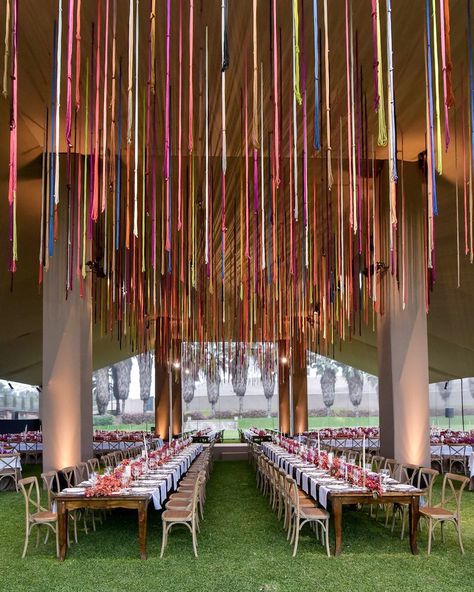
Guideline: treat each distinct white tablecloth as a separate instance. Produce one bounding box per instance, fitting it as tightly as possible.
[430,444,473,456]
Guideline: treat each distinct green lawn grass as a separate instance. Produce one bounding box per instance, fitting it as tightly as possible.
[1,461,472,592]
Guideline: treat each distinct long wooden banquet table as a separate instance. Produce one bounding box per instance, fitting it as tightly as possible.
[55,443,203,560]
[263,443,423,556]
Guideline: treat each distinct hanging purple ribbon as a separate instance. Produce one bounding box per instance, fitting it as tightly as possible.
[222,0,229,72]
[468,0,474,221]
[426,0,437,216]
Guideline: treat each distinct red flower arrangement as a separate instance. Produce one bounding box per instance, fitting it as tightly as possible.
[85,474,123,497]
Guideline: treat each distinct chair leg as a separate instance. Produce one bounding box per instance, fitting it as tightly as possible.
[55,526,59,559]
[21,525,30,559]
[441,522,445,544]
[456,521,465,555]
[323,523,331,557]
[91,511,96,532]
[160,522,168,558]
[192,523,198,558]
[292,522,300,557]
[400,508,406,540]
[427,520,433,555]
[287,513,294,542]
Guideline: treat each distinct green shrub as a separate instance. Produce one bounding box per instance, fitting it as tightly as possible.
[93,414,115,427]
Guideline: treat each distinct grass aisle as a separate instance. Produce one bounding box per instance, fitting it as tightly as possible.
[0,461,473,591]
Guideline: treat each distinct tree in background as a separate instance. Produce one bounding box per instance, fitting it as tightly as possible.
[111,358,133,415]
[316,357,340,416]
[206,351,221,417]
[469,378,474,399]
[231,343,248,416]
[260,346,276,416]
[94,367,111,415]
[138,352,153,412]
[342,367,364,417]
[436,381,453,403]
[182,344,197,411]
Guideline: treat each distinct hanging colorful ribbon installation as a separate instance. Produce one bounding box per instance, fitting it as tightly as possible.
[15,1,470,361]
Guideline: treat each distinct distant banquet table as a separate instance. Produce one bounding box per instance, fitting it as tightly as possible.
[192,430,222,444]
[243,429,273,444]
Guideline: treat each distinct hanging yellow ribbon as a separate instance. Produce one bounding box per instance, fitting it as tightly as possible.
[293,0,302,105]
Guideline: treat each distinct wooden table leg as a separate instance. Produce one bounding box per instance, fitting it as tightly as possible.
[57,500,68,561]
[409,496,420,555]
[332,498,343,556]
[138,500,148,560]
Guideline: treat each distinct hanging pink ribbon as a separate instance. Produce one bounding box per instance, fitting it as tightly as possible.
[7,0,18,272]
[65,0,74,149]
[75,0,81,111]
[178,0,183,230]
[272,0,280,186]
[101,0,109,213]
[188,0,193,153]
[438,0,450,151]
[164,0,171,181]
[92,0,101,221]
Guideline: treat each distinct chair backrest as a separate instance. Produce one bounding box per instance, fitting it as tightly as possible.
[18,476,41,519]
[278,468,287,498]
[440,472,470,519]
[76,462,90,483]
[192,471,205,516]
[448,445,467,459]
[417,467,439,506]
[398,463,419,485]
[287,476,300,516]
[0,452,20,474]
[41,470,60,509]
[372,455,385,473]
[347,451,359,465]
[87,458,100,474]
[61,466,76,488]
[100,454,111,469]
[384,458,399,478]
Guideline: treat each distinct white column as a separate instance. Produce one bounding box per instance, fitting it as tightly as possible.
[41,202,93,471]
[377,163,430,467]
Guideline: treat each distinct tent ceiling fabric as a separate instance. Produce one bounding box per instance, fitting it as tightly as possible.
[0,1,473,384]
